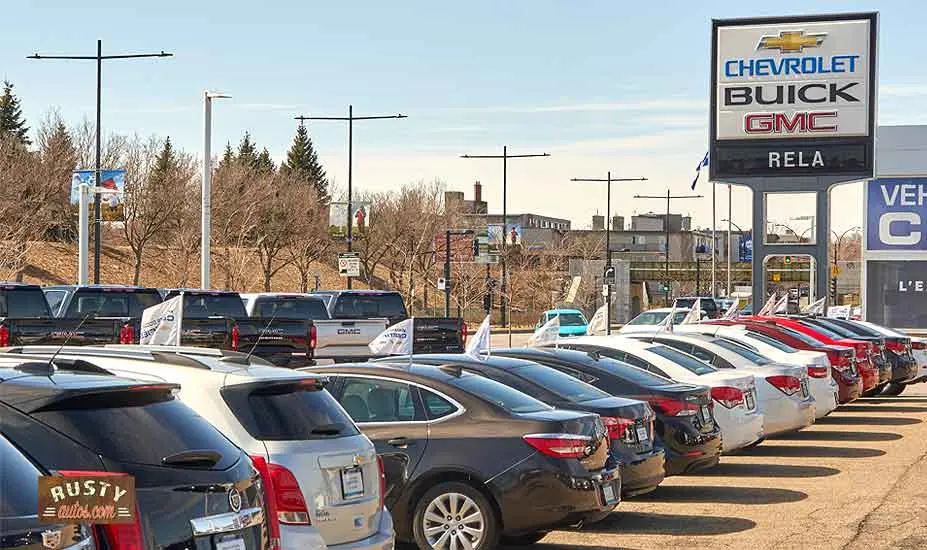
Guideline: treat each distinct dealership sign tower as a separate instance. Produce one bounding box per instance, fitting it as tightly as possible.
[710,12,878,311]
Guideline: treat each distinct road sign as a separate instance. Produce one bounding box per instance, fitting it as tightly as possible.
[437,278,447,291]
[338,252,361,278]
[602,284,610,297]
[603,266,616,286]
[831,264,841,277]
[772,273,781,282]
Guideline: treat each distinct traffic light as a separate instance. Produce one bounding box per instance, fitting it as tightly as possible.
[483,293,492,313]
[472,236,481,258]
[830,277,838,300]
[784,256,792,265]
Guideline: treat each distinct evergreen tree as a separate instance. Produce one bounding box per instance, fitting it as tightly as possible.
[256,147,276,174]
[154,137,176,174]
[237,132,258,169]
[281,122,329,202]
[0,80,30,146]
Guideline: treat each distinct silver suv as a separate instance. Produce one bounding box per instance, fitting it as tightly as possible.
[5,345,395,550]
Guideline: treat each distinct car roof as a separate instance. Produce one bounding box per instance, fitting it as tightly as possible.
[240,293,321,299]
[638,307,689,314]
[545,308,583,314]
[312,290,400,296]
[406,353,539,371]
[44,284,158,291]
[0,282,42,289]
[307,362,491,391]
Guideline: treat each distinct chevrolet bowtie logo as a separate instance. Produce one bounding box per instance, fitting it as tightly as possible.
[756,30,826,53]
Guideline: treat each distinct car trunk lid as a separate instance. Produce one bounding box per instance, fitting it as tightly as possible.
[517,409,609,471]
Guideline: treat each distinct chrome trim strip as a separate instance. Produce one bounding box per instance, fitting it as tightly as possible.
[190,507,264,537]
[319,372,467,425]
[523,433,593,441]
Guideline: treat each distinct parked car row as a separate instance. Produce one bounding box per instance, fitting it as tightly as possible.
[0,284,467,364]
[2,312,922,550]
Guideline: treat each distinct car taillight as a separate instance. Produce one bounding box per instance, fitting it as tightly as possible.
[766,375,801,396]
[0,323,8,347]
[808,365,829,378]
[250,455,311,529]
[912,341,926,351]
[710,386,744,409]
[601,416,635,442]
[646,397,699,416]
[309,324,317,350]
[886,340,906,354]
[461,321,468,345]
[231,324,240,351]
[522,434,592,459]
[56,471,143,550]
[119,323,135,344]
[377,455,386,509]
[853,343,869,357]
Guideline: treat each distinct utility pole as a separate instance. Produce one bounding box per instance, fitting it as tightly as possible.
[461,146,550,328]
[571,173,646,334]
[295,106,407,289]
[29,40,172,284]
[727,184,733,297]
[635,190,703,306]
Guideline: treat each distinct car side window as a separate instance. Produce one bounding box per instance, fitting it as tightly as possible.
[553,364,599,385]
[647,364,672,378]
[622,353,650,370]
[687,345,717,364]
[710,355,736,369]
[421,390,459,420]
[340,378,424,423]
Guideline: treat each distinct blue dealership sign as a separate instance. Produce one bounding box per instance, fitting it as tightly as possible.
[740,235,753,263]
[866,177,927,251]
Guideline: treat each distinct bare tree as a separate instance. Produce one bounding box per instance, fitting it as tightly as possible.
[211,160,262,290]
[166,171,202,287]
[287,193,332,293]
[252,171,315,291]
[353,190,393,288]
[121,136,196,285]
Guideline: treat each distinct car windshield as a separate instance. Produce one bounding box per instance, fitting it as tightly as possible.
[712,338,772,364]
[775,324,826,346]
[743,330,798,353]
[513,364,611,402]
[812,319,865,338]
[255,298,330,320]
[451,374,552,414]
[594,357,678,386]
[0,289,51,317]
[628,311,669,325]
[646,345,717,375]
[1,435,40,516]
[798,320,844,340]
[64,289,162,318]
[553,313,587,326]
[830,320,882,337]
[181,293,248,318]
[333,293,407,319]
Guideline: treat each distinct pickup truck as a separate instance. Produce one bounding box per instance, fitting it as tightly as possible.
[160,289,314,367]
[43,284,164,343]
[310,290,467,354]
[0,283,131,346]
[241,292,388,362]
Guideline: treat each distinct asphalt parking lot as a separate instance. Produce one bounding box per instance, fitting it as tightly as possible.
[517,384,927,550]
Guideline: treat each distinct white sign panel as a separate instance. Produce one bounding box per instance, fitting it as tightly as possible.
[338,253,361,278]
[716,17,872,141]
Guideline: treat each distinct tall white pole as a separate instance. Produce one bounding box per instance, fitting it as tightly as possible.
[78,183,90,285]
[711,182,718,298]
[727,184,732,297]
[201,92,212,289]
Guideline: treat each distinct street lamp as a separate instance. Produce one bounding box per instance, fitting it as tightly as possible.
[831,226,861,302]
[201,91,231,290]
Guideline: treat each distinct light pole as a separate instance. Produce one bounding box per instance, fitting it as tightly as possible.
[831,226,861,301]
[571,173,647,334]
[635,190,703,306]
[461,146,550,329]
[722,218,748,292]
[201,91,230,289]
[29,40,172,284]
[295,106,407,289]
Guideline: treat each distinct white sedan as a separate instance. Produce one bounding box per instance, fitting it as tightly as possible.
[621,308,700,334]
[565,335,765,453]
[629,332,816,437]
[676,324,839,419]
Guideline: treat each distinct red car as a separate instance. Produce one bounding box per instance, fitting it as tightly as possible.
[709,319,862,403]
[751,316,879,396]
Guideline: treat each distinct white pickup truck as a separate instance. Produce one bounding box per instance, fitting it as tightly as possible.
[240,293,388,363]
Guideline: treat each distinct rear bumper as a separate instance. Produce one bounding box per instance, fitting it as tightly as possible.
[892,360,919,384]
[860,364,880,392]
[660,426,722,476]
[260,351,315,368]
[490,460,620,536]
[714,408,765,453]
[835,375,862,403]
[616,447,665,497]
[763,398,815,437]
[328,508,395,550]
[810,380,839,419]
[280,525,328,550]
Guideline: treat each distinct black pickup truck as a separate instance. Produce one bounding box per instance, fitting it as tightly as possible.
[43,284,164,343]
[310,290,466,353]
[0,283,129,346]
[160,289,315,366]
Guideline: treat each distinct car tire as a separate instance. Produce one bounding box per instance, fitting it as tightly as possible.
[412,482,499,550]
[881,382,907,396]
[500,532,549,546]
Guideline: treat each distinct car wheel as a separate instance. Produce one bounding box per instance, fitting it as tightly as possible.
[413,482,499,550]
[881,382,907,396]
[500,532,549,546]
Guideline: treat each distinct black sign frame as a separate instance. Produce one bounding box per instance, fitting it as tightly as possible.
[709,12,878,182]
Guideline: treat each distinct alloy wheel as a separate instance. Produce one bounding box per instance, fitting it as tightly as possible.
[422,491,485,550]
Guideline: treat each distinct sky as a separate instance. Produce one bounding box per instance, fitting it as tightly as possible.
[3,0,925,235]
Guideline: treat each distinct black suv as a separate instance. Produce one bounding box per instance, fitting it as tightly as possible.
[1,434,96,550]
[673,297,721,319]
[0,359,267,550]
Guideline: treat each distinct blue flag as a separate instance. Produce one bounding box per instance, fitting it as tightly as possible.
[691,152,709,190]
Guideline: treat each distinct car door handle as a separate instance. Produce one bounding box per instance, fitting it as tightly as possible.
[387,437,411,448]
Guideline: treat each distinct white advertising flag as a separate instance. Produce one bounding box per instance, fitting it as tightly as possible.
[722,298,740,320]
[465,315,492,358]
[772,294,790,314]
[587,304,608,335]
[802,297,826,315]
[680,298,702,325]
[659,307,676,333]
[827,305,852,319]
[368,318,414,356]
[757,293,780,316]
[641,282,650,310]
[529,314,560,348]
[139,295,183,346]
